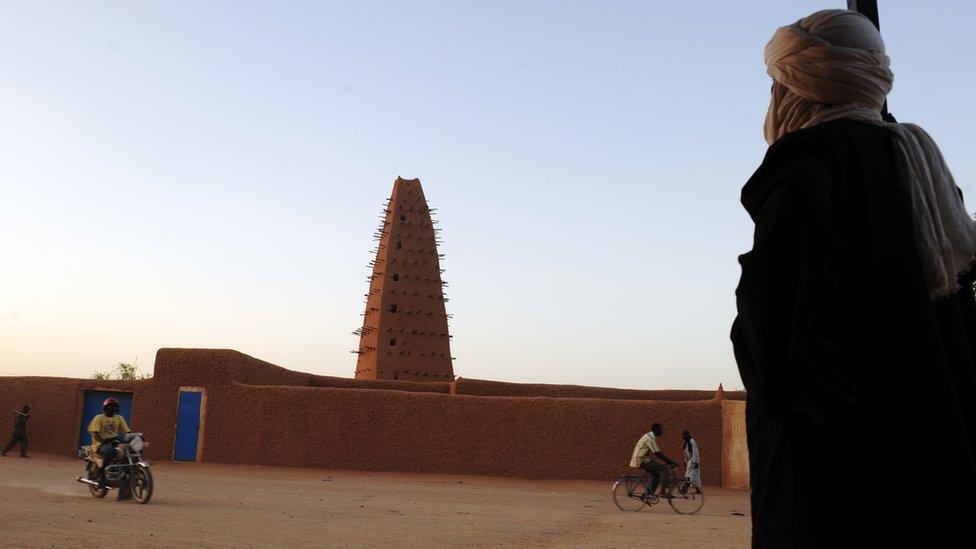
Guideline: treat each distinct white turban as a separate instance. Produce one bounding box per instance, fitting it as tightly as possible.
[764,9,976,300]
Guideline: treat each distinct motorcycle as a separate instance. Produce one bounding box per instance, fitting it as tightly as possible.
[76,432,154,504]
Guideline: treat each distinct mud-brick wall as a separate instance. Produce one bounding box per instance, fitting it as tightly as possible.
[454,378,746,402]
[0,377,147,455]
[175,347,451,394]
[0,349,746,487]
[306,375,450,394]
[201,385,726,484]
[722,400,749,489]
[144,348,261,461]
[143,349,454,459]
[152,349,728,483]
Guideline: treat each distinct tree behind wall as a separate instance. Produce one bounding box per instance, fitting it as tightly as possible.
[92,362,149,380]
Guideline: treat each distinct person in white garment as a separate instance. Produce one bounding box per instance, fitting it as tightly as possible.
[681,430,701,488]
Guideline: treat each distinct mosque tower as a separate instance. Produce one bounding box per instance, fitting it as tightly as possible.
[353,177,454,381]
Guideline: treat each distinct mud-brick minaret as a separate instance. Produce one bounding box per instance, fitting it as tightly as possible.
[353,177,454,381]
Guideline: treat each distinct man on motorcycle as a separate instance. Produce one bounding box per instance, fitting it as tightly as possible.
[88,398,130,488]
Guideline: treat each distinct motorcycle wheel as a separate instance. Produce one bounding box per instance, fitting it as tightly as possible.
[132,465,153,504]
[86,462,107,499]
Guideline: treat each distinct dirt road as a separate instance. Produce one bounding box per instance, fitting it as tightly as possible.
[0,454,750,547]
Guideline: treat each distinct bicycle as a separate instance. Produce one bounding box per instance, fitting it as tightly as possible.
[611,468,704,515]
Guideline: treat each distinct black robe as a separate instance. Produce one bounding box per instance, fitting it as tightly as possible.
[732,120,976,547]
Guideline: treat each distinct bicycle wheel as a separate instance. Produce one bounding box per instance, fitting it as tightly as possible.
[667,480,704,515]
[612,476,649,512]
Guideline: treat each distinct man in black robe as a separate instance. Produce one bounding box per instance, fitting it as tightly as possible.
[732,10,976,547]
[2,405,30,457]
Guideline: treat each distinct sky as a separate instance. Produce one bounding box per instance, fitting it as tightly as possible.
[2,1,975,389]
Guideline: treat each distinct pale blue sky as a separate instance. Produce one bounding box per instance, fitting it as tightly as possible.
[2,1,974,389]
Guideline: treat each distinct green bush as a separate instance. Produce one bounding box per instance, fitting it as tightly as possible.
[92,361,150,380]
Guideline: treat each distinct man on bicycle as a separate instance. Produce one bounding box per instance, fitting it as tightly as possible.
[629,423,680,496]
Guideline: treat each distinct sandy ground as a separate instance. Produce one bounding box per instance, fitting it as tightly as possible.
[0,453,750,548]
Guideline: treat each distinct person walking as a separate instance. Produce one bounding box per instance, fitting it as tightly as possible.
[2,405,31,457]
[681,430,700,489]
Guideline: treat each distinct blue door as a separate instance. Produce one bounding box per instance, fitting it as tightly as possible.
[174,391,203,461]
[78,391,133,450]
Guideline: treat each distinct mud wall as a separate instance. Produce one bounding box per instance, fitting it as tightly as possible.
[306,375,450,394]
[184,348,451,393]
[721,400,750,489]
[454,378,745,401]
[0,377,148,455]
[203,385,726,484]
[153,349,739,401]
[0,348,744,487]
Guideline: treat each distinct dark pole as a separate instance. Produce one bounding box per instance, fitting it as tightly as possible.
[848,0,880,30]
[847,0,895,121]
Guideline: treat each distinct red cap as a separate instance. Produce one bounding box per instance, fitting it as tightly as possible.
[102,397,119,407]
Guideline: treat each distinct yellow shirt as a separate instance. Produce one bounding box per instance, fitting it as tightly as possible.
[629,431,661,468]
[88,414,130,451]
